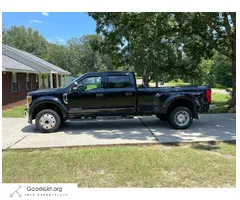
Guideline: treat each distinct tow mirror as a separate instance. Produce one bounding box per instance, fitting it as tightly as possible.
[71,82,78,93]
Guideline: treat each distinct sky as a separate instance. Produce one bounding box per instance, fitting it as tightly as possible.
[2,12,97,44]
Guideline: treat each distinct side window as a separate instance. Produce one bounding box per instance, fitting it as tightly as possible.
[11,72,18,92]
[78,76,102,92]
[26,73,31,90]
[108,75,131,88]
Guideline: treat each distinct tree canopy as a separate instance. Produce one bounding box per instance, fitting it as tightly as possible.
[89,12,236,109]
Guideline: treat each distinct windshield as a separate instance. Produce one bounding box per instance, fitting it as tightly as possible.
[64,74,85,88]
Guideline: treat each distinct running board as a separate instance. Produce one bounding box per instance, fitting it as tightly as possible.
[68,116,134,121]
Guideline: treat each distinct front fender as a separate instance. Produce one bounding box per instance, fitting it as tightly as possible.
[29,96,68,118]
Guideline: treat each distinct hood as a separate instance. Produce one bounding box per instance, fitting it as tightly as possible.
[28,88,65,96]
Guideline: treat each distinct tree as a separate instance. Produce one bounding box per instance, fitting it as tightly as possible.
[66,34,115,75]
[2,25,48,58]
[196,51,232,88]
[89,12,184,87]
[212,52,232,88]
[173,12,236,109]
[44,43,70,72]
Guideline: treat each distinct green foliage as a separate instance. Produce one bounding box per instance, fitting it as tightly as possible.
[2,25,48,58]
[66,35,115,75]
[89,12,184,86]
[2,25,116,75]
[190,51,232,87]
[173,12,235,107]
[44,43,70,72]
[89,12,235,108]
[212,52,232,87]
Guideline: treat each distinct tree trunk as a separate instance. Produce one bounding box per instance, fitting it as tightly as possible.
[228,36,236,111]
[228,57,236,110]
[155,80,159,87]
[142,73,149,87]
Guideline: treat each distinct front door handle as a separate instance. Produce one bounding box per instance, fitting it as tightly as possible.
[125,92,133,96]
[96,93,104,97]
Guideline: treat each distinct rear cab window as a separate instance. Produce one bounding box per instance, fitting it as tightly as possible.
[108,75,131,88]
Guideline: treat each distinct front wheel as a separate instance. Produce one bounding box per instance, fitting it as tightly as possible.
[168,106,193,129]
[36,109,61,133]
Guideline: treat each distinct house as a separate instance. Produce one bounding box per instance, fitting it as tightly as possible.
[2,44,71,109]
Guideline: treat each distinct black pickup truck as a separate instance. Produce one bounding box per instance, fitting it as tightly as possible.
[25,72,211,132]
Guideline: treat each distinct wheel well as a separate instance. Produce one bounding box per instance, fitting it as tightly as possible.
[167,99,196,115]
[32,103,63,120]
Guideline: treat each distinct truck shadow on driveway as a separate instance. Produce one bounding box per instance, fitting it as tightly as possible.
[60,118,163,142]
[22,114,236,145]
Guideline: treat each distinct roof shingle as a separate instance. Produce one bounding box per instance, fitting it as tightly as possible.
[2,54,37,72]
[2,44,71,75]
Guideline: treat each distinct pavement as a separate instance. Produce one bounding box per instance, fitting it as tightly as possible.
[2,114,236,149]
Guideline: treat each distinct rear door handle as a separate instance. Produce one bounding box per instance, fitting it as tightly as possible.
[96,93,104,97]
[125,92,133,96]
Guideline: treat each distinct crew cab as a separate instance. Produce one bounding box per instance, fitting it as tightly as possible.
[25,72,211,133]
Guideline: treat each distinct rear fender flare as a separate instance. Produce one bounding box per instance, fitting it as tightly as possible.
[164,94,200,117]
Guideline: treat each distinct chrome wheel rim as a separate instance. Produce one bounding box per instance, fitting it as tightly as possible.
[39,113,56,130]
[174,110,190,126]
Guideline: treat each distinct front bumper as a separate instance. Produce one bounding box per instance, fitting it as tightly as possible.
[24,109,32,124]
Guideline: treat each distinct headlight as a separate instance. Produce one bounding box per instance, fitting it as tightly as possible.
[26,96,32,108]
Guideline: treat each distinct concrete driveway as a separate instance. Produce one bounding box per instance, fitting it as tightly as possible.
[2,114,236,149]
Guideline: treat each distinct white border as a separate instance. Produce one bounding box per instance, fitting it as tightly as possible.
[1,1,238,200]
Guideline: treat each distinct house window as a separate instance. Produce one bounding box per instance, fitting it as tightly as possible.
[36,75,39,89]
[26,73,31,90]
[11,72,18,92]
[36,74,39,83]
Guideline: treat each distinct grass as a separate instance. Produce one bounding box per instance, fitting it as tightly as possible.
[164,82,191,87]
[2,105,26,118]
[86,83,99,90]
[2,142,235,187]
[209,93,230,113]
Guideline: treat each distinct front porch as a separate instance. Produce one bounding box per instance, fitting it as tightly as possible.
[38,72,67,89]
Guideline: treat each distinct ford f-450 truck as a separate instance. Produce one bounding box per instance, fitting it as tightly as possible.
[25,72,211,133]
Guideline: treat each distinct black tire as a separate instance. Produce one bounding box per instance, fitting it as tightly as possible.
[36,109,61,133]
[156,114,168,121]
[168,106,193,129]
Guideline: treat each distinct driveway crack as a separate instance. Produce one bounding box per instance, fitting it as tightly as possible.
[138,117,160,143]
[6,129,36,150]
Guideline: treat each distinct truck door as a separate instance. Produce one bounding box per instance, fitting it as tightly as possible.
[67,75,106,116]
[103,73,137,115]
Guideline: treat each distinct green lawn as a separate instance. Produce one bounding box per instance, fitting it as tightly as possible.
[2,105,26,118]
[209,93,230,113]
[164,82,191,87]
[2,143,235,187]
[86,83,99,90]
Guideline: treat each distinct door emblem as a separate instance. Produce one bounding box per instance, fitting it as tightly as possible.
[63,93,68,104]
